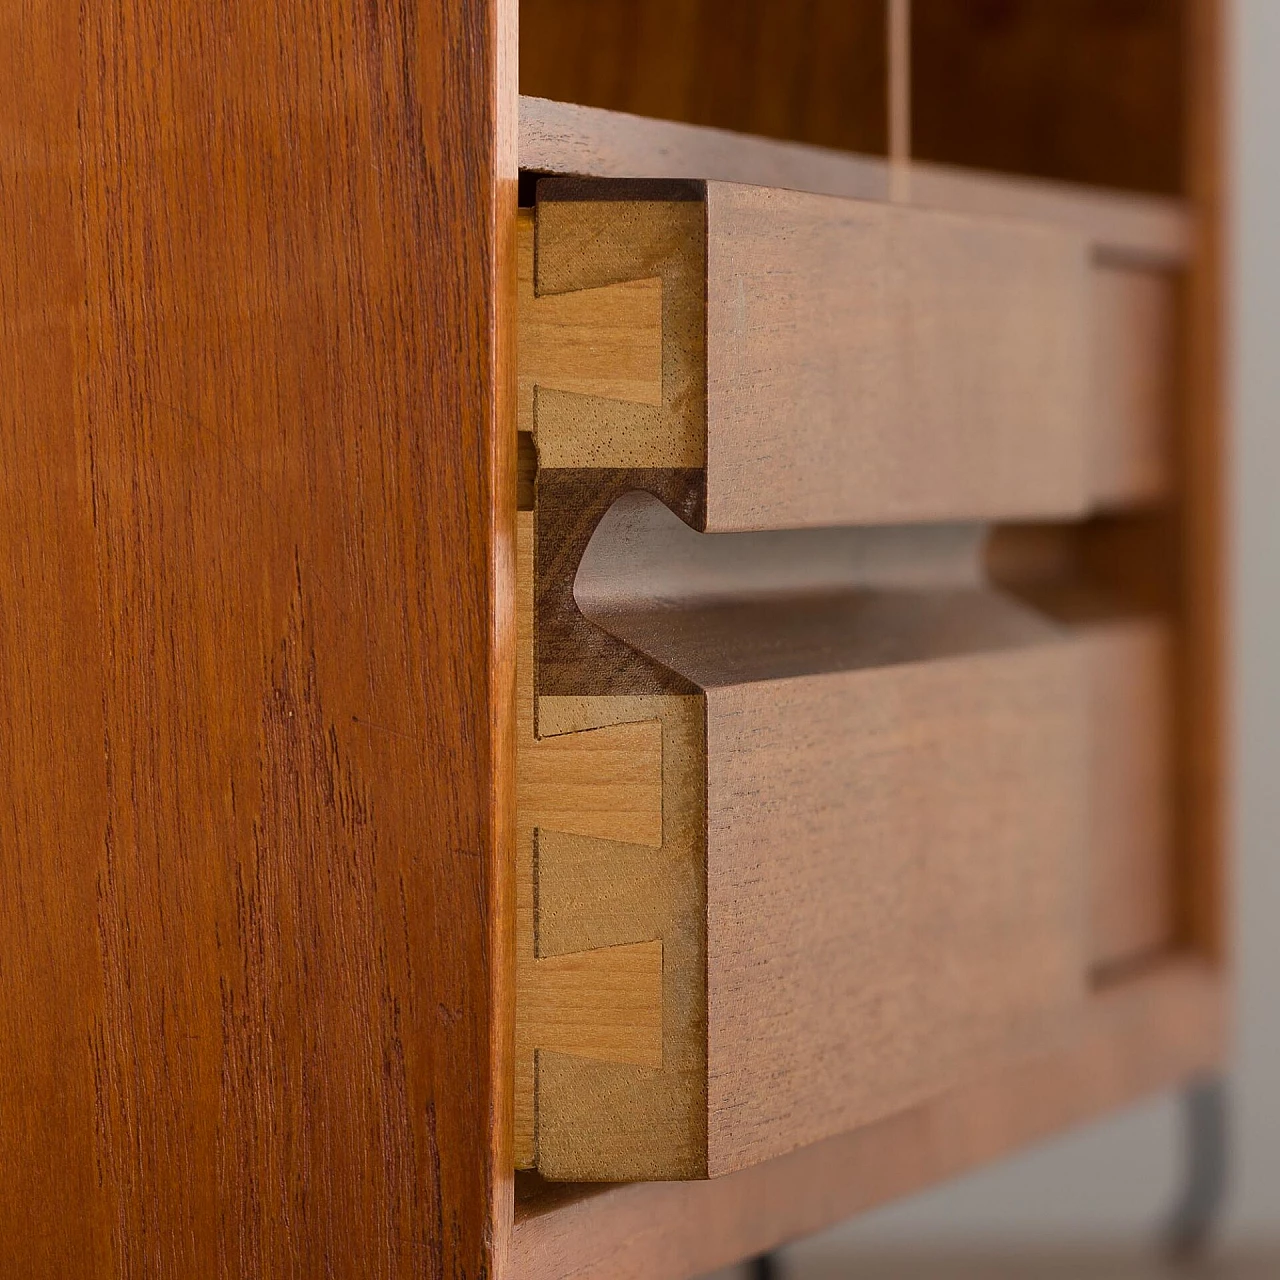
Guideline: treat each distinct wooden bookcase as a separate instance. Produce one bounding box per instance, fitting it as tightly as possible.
[0,2,1225,1277]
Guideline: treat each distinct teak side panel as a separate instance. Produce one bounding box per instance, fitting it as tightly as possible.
[702,183,1090,530]
[705,644,1088,1174]
[0,1,515,1276]
[1181,0,1230,963]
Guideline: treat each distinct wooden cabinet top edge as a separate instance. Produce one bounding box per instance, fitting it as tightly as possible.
[519,95,1190,268]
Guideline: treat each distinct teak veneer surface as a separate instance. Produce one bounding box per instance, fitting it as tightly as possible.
[911,0,1185,195]
[703,644,1088,1174]
[701,183,1089,529]
[520,0,888,157]
[1085,620,1177,969]
[534,182,1094,530]
[0,0,515,1275]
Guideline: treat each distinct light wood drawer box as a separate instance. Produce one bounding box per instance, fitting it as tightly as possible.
[516,179,1183,1182]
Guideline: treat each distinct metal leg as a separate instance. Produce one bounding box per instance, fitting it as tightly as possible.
[1163,1074,1231,1261]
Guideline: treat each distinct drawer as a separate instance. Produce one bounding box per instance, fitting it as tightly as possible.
[515,181,1182,1182]
[524,177,1091,529]
[517,506,1088,1181]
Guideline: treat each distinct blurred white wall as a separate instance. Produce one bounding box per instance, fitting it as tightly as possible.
[1222,0,1280,1239]
[777,0,1280,1263]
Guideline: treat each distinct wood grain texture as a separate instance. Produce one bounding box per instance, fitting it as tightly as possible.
[536,468,706,698]
[0,0,515,1275]
[911,0,1185,195]
[532,188,705,469]
[1091,266,1179,509]
[517,210,663,438]
[519,96,1192,268]
[704,642,1087,1174]
[535,693,706,1182]
[1084,622,1176,971]
[511,959,1225,1280]
[519,0,887,157]
[516,507,666,1166]
[520,941,665,1068]
[515,512,708,1180]
[522,719,664,846]
[532,182,1099,532]
[511,0,1228,1203]
[1180,0,1230,962]
[702,183,1089,530]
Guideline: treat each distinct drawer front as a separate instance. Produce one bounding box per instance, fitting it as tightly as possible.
[703,182,1089,530]
[705,645,1086,1175]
